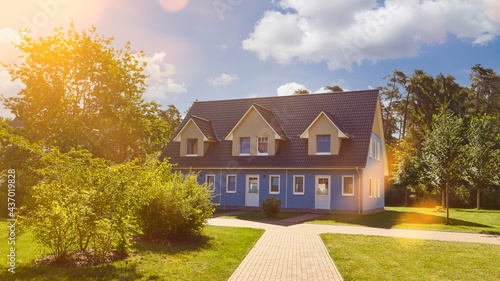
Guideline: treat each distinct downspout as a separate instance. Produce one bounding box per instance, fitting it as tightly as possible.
[219,170,222,206]
[356,167,361,215]
[285,169,288,209]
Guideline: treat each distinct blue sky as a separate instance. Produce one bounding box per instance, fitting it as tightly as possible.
[1,0,500,117]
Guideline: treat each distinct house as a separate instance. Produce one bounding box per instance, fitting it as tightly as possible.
[159,89,388,214]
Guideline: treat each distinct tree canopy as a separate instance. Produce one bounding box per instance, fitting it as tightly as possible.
[1,23,178,163]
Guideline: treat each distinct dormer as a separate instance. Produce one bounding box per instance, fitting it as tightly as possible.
[225,103,287,156]
[300,111,350,155]
[172,116,217,157]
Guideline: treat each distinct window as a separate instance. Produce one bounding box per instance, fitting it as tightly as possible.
[317,135,331,154]
[369,177,373,198]
[372,139,377,159]
[342,176,355,196]
[227,175,236,193]
[187,138,198,155]
[269,175,280,194]
[240,137,250,155]
[377,143,381,161]
[317,177,329,196]
[377,178,381,198]
[293,175,304,195]
[206,174,215,193]
[257,137,269,154]
[369,138,373,158]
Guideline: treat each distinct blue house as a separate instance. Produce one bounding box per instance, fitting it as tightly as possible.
[160,90,388,214]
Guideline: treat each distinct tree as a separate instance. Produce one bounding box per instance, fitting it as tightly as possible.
[1,23,170,163]
[324,85,343,92]
[422,106,465,224]
[160,104,182,141]
[294,89,310,95]
[469,64,500,118]
[463,116,500,209]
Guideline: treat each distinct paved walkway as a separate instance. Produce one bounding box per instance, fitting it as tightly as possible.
[207,213,500,281]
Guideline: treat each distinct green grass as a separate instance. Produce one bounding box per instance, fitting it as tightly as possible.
[219,210,306,221]
[321,233,500,281]
[307,207,500,234]
[0,220,263,281]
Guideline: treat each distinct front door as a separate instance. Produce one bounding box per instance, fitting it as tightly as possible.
[315,176,331,209]
[246,175,259,207]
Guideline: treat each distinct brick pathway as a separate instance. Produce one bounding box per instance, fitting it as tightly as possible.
[208,214,500,280]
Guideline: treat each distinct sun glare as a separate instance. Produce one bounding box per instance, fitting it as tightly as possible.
[159,0,189,13]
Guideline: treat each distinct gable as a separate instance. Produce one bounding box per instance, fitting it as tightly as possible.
[225,105,284,141]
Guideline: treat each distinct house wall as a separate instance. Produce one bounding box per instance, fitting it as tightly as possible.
[178,168,360,211]
[306,114,341,155]
[231,108,277,156]
[178,121,205,157]
[362,133,385,211]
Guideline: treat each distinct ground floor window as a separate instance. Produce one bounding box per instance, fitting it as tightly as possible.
[270,175,280,194]
[293,175,304,195]
[369,177,373,198]
[227,175,236,193]
[342,175,354,196]
[206,174,215,192]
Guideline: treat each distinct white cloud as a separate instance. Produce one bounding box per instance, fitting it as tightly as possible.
[207,73,239,86]
[0,28,23,118]
[277,82,308,96]
[243,0,500,70]
[141,52,187,102]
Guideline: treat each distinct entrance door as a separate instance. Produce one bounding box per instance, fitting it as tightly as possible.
[315,176,331,209]
[246,175,259,207]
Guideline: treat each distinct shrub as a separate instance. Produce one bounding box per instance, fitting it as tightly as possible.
[138,163,215,240]
[22,149,145,262]
[261,196,283,218]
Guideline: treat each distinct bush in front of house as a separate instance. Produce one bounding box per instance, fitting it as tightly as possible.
[138,163,215,240]
[261,196,283,218]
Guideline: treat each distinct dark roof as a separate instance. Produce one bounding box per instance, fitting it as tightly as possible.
[321,111,351,138]
[160,90,379,168]
[246,103,287,139]
[190,116,218,141]
[9,118,24,129]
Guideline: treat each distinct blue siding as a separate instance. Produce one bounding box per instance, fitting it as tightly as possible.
[178,168,361,211]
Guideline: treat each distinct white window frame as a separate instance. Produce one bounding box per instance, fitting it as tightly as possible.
[293,175,305,195]
[342,175,355,196]
[206,174,216,193]
[377,178,381,198]
[239,137,251,156]
[369,177,373,198]
[186,138,198,156]
[369,138,373,158]
[316,134,331,155]
[257,136,269,155]
[316,175,331,196]
[269,175,280,194]
[377,143,381,162]
[226,174,237,194]
[373,139,376,159]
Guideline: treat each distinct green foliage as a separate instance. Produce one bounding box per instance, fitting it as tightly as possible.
[21,148,146,262]
[138,165,215,240]
[261,196,283,218]
[293,89,310,95]
[0,23,176,163]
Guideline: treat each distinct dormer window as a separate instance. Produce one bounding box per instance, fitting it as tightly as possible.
[240,137,250,155]
[316,135,331,154]
[257,137,269,155]
[187,138,198,155]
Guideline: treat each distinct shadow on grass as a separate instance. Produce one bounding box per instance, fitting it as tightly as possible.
[1,235,214,281]
[309,210,492,230]
[0,262,143,281]
[218,211,307,222]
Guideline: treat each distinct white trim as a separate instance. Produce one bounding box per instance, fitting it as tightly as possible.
[369,137,373,158]
[293,175,305,195]
[239,137,251,155]
[257,136,269,155]
[206,174,216,193]
[173,118,209,142]
[269,175,280,194]
[226,174,237,193]
[245,175,260,207]
[300,111,349,139]
[315,175,331,209]
[377,178,381,198]
[342,175,355,197]
[315,152,331,155]
[225,105,282,140]
[369,177,373,198]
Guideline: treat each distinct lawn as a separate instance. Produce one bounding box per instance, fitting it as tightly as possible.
[307,207,500,234]
[218,210,306,221]
[321,233,500,281]
[0,220,263,281]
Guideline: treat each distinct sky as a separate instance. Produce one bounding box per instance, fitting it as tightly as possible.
[0,0,500,118]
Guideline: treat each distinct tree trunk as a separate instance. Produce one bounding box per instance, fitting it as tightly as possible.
[404,188,408,207]
[441,188,445,207]
[446,173,450,225]
[477,187,481,210]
